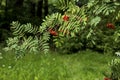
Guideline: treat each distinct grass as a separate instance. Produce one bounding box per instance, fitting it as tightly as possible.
[0,49,114,80]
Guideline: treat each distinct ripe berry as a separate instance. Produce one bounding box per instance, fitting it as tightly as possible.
[106,23,115,29]
[104,77,111,80]
[49,28,58,36]
[63,15,69,21]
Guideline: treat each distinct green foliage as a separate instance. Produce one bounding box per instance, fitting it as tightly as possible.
[86,0,120,53]
[88,0,118,16]
[44,0,120,54]
[11,21,38,36]
[3,0,120,54]
[4,36,39,56]
[39,13,62,32]
[53,0,75,11]
[4,21,50,57]
[54,36,84,53]
[109,58,120,80]
[39,3,88,53]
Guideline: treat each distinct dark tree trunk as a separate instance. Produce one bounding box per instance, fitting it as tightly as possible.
[30,2,36,17]
[14,0,24,7]
[37,0,43,19]
[5,0,8,18]
[44,0,48,16]
[13,0,24,19]
[3,0,9,30]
